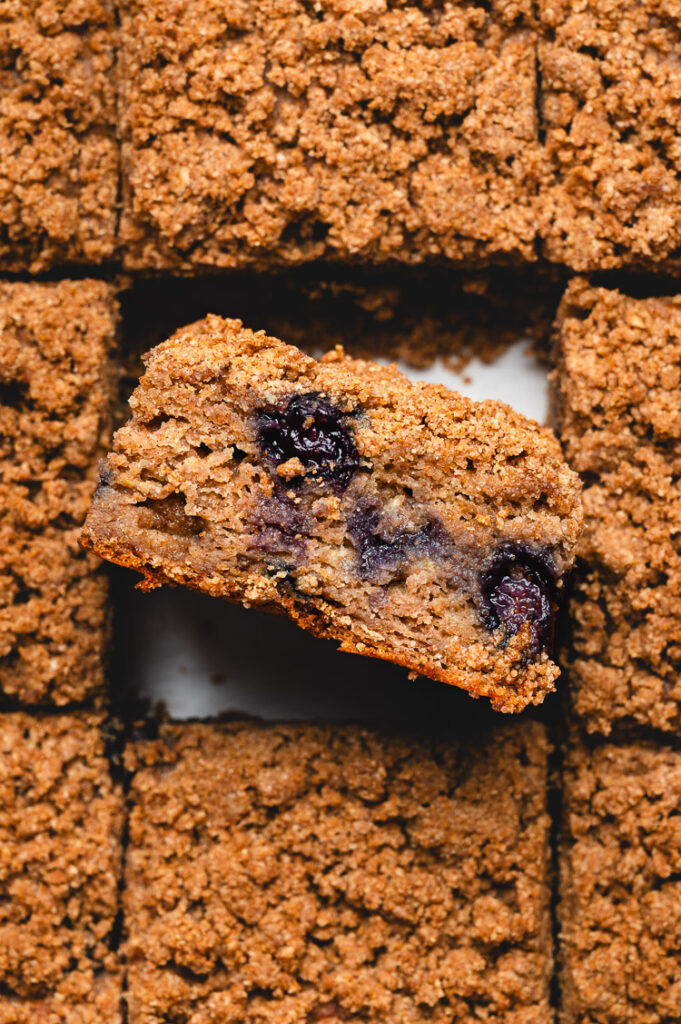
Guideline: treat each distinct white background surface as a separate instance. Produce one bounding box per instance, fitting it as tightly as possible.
[115,339,549,723]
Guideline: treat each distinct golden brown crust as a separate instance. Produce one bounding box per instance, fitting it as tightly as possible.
[0,279,118,705]
[87,524,562,712]
[124,717,553,1024]
[0,0,118,272]
[0,712,124,1023]
[117,0,543,270]
[552,277,681,734]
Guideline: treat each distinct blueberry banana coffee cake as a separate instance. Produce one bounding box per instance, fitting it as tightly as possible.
[559,731,681,1024]
[0,279,118,706]
[123,717,553,1024]
[82,316,582,711]
[117,0,542,271]
[0,712,124,1023]
[552,278,681,734]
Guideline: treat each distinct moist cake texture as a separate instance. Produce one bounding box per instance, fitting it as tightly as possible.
[0,712,124,1023]
[82,316,582,712]
[0,0,118,273]
[552,278,681,734]
[560,733,681,1024]
[124,717,553,1024]
[538,0,681,271]
[118,0,543,271]
[0,280,117,705]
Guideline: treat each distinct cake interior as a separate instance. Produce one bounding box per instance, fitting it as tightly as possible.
[88,368,573,708]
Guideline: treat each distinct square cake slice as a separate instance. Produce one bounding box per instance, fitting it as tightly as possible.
[82,316,582,713]
[0,279,118,705]
[0,0,118,272]
[118,0,542,270]
[124,717,553,1024]
[0,712,124,1023]
[552,277,681,734]
[538,0,681,271]
[560,733,681,1024]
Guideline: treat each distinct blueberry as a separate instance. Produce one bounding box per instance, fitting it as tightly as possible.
[349,501,448,578]
[257,392,360,489]
[348,503,394,576]
[481,546,555,654]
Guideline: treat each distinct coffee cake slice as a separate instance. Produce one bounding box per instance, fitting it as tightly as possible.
[0,280,118,705]
[552,277,681,734]
[124,717,553,1024]
[0,712,124,1023]
[0,0,118,272]
[538,0,681,272]
[117,0,543,270]
[560,732,681,1024]
[83,316,582,712]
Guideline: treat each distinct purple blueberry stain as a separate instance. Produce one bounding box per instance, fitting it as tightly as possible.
[349,501,449,578]
[481,545,556,655]
[257,392,361,490]
[247,496,312,557]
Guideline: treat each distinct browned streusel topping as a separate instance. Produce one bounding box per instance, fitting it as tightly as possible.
[118,0,543,271]
[0,712,124,1024]
[538,0,681,271]
[560,734,681,1024]
[83,316,582,712]
[0,280,118,705]
[552,277,681,734]
[124,718,552,1024]
[0,0,118,273]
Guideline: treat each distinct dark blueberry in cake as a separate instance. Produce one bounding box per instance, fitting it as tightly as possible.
[349,501,449,578]
[350,510,405,576]
[481,546,555,654]
[257,392,360,488]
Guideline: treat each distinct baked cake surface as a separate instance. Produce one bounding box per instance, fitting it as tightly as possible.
[0,0,118,272]
[552,277,681,734]
[118,0,543,270]
[538,0,681,271]
[560,733,681,1024]
[83,316,582,712]
[124,717,553,1024]
[0,712,124,1023]
[0,280,117,705]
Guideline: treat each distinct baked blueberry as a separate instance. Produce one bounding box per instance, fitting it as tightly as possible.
[257,392,360,488]
[349,502,448,578]
[482,547,555,654]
